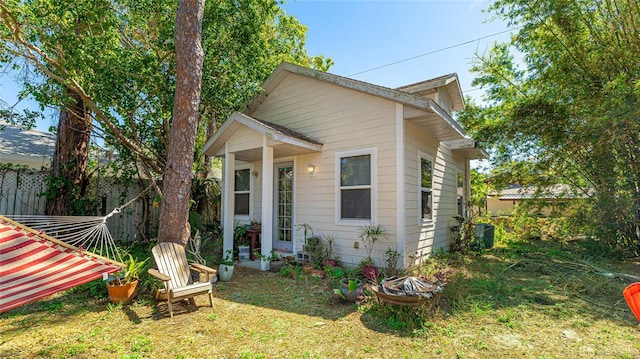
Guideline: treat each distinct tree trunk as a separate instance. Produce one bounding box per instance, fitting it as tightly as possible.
[157,0,205,246]
[46,89,92,215]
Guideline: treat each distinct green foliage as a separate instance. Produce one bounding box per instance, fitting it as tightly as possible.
[112,252,150,286]
[0,0,332,218]
[358,224,388,261]
[219,250,234,266]
[461,0,640,255]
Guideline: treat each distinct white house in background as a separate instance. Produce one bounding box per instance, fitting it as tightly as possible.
[0,122,55,169]
[202,62,487,270]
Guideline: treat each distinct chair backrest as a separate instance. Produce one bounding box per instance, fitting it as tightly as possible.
[152,242,192,289]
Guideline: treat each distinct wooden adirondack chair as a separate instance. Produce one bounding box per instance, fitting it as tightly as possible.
[149,242,217,318]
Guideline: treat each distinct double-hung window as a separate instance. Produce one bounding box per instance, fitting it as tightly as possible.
[337,149,375,222]
[420,154,433,222]
[457,171,465,217]
[234,168,251,216]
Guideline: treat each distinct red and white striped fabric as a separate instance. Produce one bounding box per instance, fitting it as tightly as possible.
[0,219,121,313]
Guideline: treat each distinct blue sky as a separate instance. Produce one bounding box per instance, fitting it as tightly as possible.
[281,0,512,94]
[1,0,513,133]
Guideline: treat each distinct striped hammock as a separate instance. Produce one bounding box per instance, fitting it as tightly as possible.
[0,215,122,313]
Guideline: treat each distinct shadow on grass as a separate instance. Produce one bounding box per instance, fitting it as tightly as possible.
[0,292,113,338]
[208,266,357,321]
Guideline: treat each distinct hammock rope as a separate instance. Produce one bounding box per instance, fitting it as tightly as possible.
[4,184,155,263]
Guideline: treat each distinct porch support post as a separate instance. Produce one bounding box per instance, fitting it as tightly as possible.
[223,145,235,257]
[260,135,274,271]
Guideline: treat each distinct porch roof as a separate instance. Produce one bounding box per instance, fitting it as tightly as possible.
[202,112,323,162]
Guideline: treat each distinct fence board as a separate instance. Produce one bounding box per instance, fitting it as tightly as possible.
[0,168,159,242]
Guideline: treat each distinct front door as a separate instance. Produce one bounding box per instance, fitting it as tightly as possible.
[273,162,293,252]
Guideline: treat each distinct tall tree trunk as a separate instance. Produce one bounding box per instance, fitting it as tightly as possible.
[46,89,92,215]
[157,0,205,246]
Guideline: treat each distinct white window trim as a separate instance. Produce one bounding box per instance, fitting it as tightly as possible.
[234,164,253,220]
[418,151,434,226]
[456,168,465,218]
[335,147,377,226]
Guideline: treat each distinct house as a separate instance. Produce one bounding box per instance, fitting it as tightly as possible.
[486,184,584,217]
[0,121,55,169]
[202,62,486,270]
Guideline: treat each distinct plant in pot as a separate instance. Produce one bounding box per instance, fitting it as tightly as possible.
[218,250,234,282]
[253,249,279,271]
[384,247,401,277]
[295,223,314,252]
[106,252,149,304]
[321,233,340,268]
[358,224,387,282]
[334,266,364,304]
[234,225,250,261]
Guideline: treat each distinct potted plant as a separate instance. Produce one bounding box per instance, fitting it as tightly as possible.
[384,247,401,277]
[358,224,387,281]
[218,250,234,282]
[234,225,250,261]
[295,223,314,252]
[321,233,340,268]
[250,218,261,231]
[106,252,149,304]
[253,249,279,271]
[335,277,364,303]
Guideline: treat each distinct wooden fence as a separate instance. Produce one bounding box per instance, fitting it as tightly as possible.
[0,168,159,242]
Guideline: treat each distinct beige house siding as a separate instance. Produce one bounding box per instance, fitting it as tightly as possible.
[248,73,399,266]
[403,121,465,266]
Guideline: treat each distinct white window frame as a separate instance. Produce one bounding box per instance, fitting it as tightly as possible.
[335,148,377,226]
[456,168,465,217]
[234,165,253,220]
[419,151,434,225]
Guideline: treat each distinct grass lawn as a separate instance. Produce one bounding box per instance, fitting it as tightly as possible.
[1,237,639,358]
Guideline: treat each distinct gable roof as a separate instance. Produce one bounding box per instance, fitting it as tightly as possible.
[245,62,469,142]
[202,112,322,161]
[395,73,465,111]
[0,122,55,169]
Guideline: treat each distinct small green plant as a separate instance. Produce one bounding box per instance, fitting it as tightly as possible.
[358,224,387,263]
[384,247,401,275]
[111,252,149,285]
[279,265,293,278]
[253,250,279,262]
[219,250,234,266]
[234,224,248,246]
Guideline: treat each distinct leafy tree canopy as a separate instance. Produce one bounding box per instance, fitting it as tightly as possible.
[459,0,640,255]
[0,0,332,178]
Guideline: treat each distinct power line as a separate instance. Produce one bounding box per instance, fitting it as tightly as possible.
[348,27,522,77]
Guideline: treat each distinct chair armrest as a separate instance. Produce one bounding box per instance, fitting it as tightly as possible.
[190,263,217,274]
[148,268,170,282]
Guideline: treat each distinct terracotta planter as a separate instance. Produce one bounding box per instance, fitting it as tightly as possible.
[106,279,139,304]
